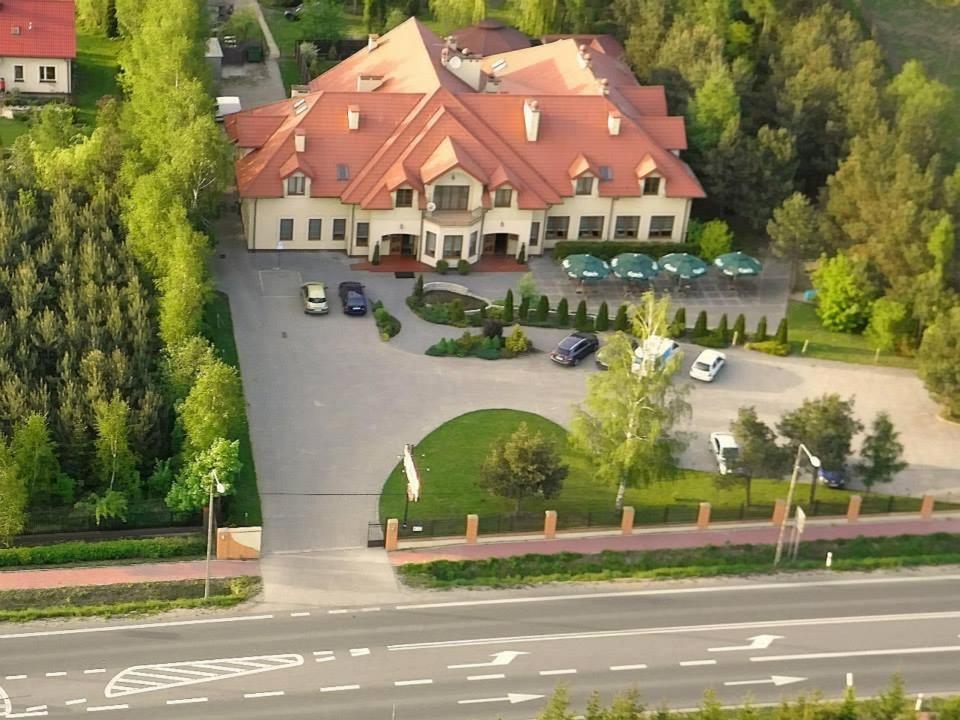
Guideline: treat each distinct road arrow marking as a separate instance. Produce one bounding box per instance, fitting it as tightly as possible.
[725,676,807,688]
[710,635,784,653]
[448,651,529,670]
[1,684,11,718]
[458,693,545,705]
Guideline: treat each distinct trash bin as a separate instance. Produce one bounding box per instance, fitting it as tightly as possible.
[245,44,263,63]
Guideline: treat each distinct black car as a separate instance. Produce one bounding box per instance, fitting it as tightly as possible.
[338,281,368,316]
[818,468,846,489]
[550,332,599,366]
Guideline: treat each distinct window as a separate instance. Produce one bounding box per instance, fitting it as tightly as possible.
[356,222,369,247]
[279,218,294,242]
[649,215,675,238]
[614,216,640,239]
[308,218,322,241]
[39,66,56,83]
[13,65,23,83]
[287,175,305,196]
[443,234,463,258]
[494,188,512,208]
[395,188,413,207]
[332,218,346,241]
[643,176,661,196]
[599,165,613,181]
[469,231,478,256]
[336,164,350,181]
[578,216,604,239]
[529,221,540,247]
[545,216,569,239]
[425,231,437,256]
[433,185,469,210]
[575,176,594,195]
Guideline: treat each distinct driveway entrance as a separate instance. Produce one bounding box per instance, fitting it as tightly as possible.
[483,232,516,255]
[385,233,417,256]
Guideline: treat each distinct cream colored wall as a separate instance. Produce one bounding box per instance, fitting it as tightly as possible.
[251,189,354,251]
[425,169,483,209]
[0,57,71,94]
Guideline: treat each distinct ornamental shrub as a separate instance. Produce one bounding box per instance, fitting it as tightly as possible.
[536,295,550,322]
[754,316,768,342]
[775,318,789,345]
[505,324,531,354]
[372,244,381,265]
[457,259,470,275]
[413,274,424,299]
[503,289,515,323]
[716,313,729,343]
[670,307,686,338]
[574,300,591,331]
[613,304,629,331]
[595,302,609,331]
[449,300,466,325]
[482,318,504,339]
[556,298,569,327]
[518,295,531,322]
[693,310,708,337]
[732,314,746,345]
[517,244,527,264]
[746,340,790,356]
[435,259,449,275]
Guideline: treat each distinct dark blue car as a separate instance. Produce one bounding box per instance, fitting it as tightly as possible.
[338,281,368,316]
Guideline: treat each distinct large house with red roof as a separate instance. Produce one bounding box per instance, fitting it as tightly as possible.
[0,0,76,97]
[225,18,705,266]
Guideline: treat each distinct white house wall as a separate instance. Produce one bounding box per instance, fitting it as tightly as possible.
[0,57,71,94]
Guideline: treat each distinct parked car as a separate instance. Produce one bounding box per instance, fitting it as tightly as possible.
[338,281,368,315]
[301,282,329,315]
[631,335,681,375]
[689,349,726,382]
[550,332,599,366]
[710,431,740,475]
[818,468,846,489]
[595,335,639,370]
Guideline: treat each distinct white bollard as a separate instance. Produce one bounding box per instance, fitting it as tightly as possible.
[915,694,924,712]
[825,551,833,568]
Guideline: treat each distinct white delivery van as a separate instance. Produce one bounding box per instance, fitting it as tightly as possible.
[631,335,681,375]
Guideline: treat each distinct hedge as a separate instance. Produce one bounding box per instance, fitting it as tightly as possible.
[0,535,206,568]
[552,240,698,262]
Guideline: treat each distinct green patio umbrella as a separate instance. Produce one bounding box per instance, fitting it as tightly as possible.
[659,252,708,280]
[611,253,659,281]
[561,254,612,280]
[714,251,763,277]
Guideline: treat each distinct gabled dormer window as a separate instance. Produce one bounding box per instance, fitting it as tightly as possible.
[287,174,305,195]
[395,188,413,207]
[494,188,512,207]
[575,176,594,195]
[643,176,661,196]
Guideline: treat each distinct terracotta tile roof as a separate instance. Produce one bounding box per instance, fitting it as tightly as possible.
[0,0,76,59]
[419,136,488,185]
[541,34,625,60]
[450,18,531,56]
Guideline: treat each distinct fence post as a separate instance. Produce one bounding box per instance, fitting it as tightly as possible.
[544,510,557,539]
[697,502,711,530]
[920,494,935,519]
[846,495,862,523]
[385,518,399,551]
[621,506,635,535]
[772,499,787,526]
[465,514,479,544]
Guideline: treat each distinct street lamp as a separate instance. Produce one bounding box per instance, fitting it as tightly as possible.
[204,469,227,600]
[773,443,821,567]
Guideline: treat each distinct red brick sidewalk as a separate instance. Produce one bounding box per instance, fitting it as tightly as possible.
[0,560,260,591]
[390,515,960,565]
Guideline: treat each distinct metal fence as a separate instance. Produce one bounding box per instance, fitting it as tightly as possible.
[23,502,201,536]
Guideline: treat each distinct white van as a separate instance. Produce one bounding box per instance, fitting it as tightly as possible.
[631,335,681,375]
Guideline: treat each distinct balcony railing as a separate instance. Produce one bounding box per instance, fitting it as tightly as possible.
[424,207,484,226]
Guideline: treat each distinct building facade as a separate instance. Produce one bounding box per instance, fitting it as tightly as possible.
[0,1,76,97]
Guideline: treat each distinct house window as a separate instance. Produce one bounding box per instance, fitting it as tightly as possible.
[469,231,478,256]
[545,216,569,239]
[649,215,675,238]
[395,188,413,207]
[614,216,640,239]
[578,216,604,239]
[443,234,463,258]
[425,231,436,256]
[39,66,57,83]
[13,65,23,83]
[332,218,346,241]
[494,188,512,208]
[336,164,350,181]
[643,176,661,196]
[433,185,469,210]
[529,221,540,247]
[287,175,305,196]
[279,218,294,242]
[356,222,369,247]
[575,176,593,195]
[308,218,322,241]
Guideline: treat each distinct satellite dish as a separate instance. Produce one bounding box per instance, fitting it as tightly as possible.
[426,201,437,212]
[448,55,462,69]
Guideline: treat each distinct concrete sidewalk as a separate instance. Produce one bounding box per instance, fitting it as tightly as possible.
[389,513,960,564]
[0,560,260,591]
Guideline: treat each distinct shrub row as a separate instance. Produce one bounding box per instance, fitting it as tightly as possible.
[425,326,531,360]
[371,301,401,341]
[552,240,698,262]
[0,535,206,568]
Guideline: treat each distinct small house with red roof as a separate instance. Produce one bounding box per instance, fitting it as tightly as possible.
[225,18,704,267]
[0,0,76,96]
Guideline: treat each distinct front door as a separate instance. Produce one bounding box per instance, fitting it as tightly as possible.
[386,234,415,256]
[483,233,510,255]
[389,236,402,255]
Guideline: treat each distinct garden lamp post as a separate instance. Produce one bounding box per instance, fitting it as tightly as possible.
[204,469,227,600]
[774,443,820,567]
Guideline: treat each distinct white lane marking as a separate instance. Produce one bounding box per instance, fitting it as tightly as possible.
[396,574,960,611]
[847,673,854,687]
[458,692,544,705]
[25,707,47,713]
[0,684,11,717]
[166,698,208,705]
[328,609,349,615]
[244,691,285,699]
[45,672,66,678]
[360,607,381,612]
[313,651,333,656]
[65,699,88,706]
[709,635,783,652]
[395,679,434,686]
[725,675,807,687]
[314,657,335,664]
[680,660,717,667]
[0,614,273,640]
[610,664,648,671]
[448,651,528,670]
[467,673,506,681]
[389,610,960,652]
[5,675,27,680]
[349,648,370,657]
[6,713,48,718]
[87,705,129,712]
[319,685,360,693]
[290,612,310,617]
[753,645,960,663]
[83,669,106,675]
[540,669,577,676]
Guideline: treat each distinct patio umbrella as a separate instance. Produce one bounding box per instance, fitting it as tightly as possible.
[659,252,708,280]
[561,254,612,280]
[714,251,763,277]
[611,253,659,281]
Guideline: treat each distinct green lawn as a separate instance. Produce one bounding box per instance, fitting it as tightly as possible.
[787,300,917,369]
[74,33,123,127]
[0,118,29,148]
[378,410,918,529]
[204,291,262,526]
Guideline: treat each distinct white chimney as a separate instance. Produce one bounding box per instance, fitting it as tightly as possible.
[367,33,379,51]
[347,104,360,130]
[607,111,621,136]
[577,45,591,69]
[484,74,502,93]
[356,74,384,92]
[598,77,610,96]
[294,129,305,153]
[523,99,540,142]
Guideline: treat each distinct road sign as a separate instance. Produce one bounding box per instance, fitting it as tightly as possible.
[458,693,544,705]
[404,443,421,502]
[708,634,783,653]
[448,651,528,670]
[724,675,806,688]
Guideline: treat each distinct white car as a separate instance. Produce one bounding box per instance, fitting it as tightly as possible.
[710,432,739,475]
[689,349,726,382]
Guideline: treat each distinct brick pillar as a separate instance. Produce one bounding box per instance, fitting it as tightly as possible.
[465,514,479,544]
[772,499,787,526]
[621,506,635,535]
[920,494,935,519]
[846,495,862,523]
[544,510,557,539]
[385,518,399,551]
[697,502,711,530]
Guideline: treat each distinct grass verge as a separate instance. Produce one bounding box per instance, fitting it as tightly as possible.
[0,577,261,622]
[399,532,960,588]
[0,536,205,569]
[74,33,123,127]
[204,291,262,526]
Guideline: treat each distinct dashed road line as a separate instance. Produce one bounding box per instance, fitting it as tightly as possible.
[360,607,381,613]
[349,648,370,657]
[328,609,349,615]
[313,651,333,656]
[45,672,67,678]
[244,691,285,699]
[84,669,106,675]
[65,699,88,706]
[540,669,577,676]
[290,612,310,617]
[0,614,274,640]
[319,685,360,693]
[166,698,208,705]
[25,706,47,713]
[395,679,433,687]
[680,660,717,667]
[315,656,335,664]
[87,705,129,713]
[5,675,27,680]
[610,664,648,671]
[467,673,506,681]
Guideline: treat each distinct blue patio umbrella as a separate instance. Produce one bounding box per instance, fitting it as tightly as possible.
[611,253,659,281]
[714,251,763,277]
[659,252,708,280]
[561,254,612,280]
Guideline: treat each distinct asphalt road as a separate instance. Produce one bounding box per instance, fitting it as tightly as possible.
[4,572,960,718]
